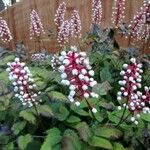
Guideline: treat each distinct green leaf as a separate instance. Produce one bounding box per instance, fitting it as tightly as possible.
[19,110,36,124]
[57,105,69,121]
[100,67,112,83]
[93,81,112,96]
[89,136,113,150]
[18,134,33,150]
[26,141,41,150]
[108,109,129,124]
[99,100,115,110]
[113,142,126,150]
[0,93,12,111]
[41,128,62,150]
[30,67,49,80]
[0,55,15,66]
[141,113,150,122]
[91,108,104,122]
[66,115,81,123]
[76,122,92,142]
[36,105,53,117]
[11,121,26,135]
[71,105,89,116]
[49,91,67,101]
[2,142,14,150]
[52,144,61,150]
[94,127,123,140]
[62,129,81,150]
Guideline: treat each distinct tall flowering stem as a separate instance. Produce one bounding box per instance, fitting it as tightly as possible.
[92,0,103,26]
[70,10,82,38]
[0,17,12,43]
[129,1,150,42]
[57,20,70,46]
[54,2,66,31]
[117,58,150,125]
[51,46,98,113]
[29,10,45,39]
[6,58,41,107]
[112,0,126,28]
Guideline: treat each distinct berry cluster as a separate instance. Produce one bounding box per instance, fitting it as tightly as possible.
[54,2,66,31]
[112,0,126,28]
[29,10,45,39]
[129,1,150,42]
[31,53,46,62]
[51,46,98,113]
[0,17,12,43]
[70,10,82,38]
[6,58,41,107]
[92,0,103,26]
[117,58,150,124]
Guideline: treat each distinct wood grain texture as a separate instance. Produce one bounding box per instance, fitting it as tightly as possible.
[0,0,149,53]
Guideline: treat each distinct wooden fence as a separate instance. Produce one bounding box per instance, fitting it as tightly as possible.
[0,0,149,53]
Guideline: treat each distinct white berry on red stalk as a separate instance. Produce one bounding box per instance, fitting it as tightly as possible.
[117,58,150,125]
[51,46,99,112]
[6,58,41,107]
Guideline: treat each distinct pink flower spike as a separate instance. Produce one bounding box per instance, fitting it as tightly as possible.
[54,2,66,31]
[92,0,103,26]
[129,1,150,42]
[57,20,70,46]
[6,58,42,107]
[112,0,126,28]
[29,10,45,39]
[0,17,12,43]
[70,10,82,38]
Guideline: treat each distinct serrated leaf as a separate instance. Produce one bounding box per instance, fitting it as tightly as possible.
[66,115,81,123]
[18,134,33,150]
[62,129,81,150]
[2,142,14,150]
[93,81,112,96]
[49,91,67,101]
[100,67,112,83]
[26,141,41,150]
[11,121,26,135]
[76,122,92,142]
[41,128,62,150]
[94,127,123,140]
[108,109,129,124]
[93,110,104,122]
[0,55,15,66]
[57,105,69,121]
[36,105,53,117]
[19,110,36,124]
[99,100,115,110]
[0,71,9,84]
[89,136,113,150]
[71,105,89,116]
[113,142,126,150]
[141,114,150,122]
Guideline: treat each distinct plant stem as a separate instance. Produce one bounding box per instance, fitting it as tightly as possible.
[85,98,95,119]
[33,103,45,131]
[116,106,127,127]
[120,112,132,124]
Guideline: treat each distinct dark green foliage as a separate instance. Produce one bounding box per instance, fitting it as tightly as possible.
[0,45,150,150]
